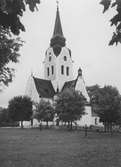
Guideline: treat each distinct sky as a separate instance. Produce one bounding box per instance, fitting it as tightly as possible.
[0,0,121,107]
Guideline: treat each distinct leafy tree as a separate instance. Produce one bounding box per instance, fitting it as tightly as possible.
[0,27,22,90]
[8,96,33,128]
[35,100,54,127]
[0,107,19,126]
[0,0,40,89]
[87,85,100,104]
[100,0,121,45]
[0,0,40,35]
[55,89,86,130]
[87,85,101,115]
[91,85,121,132]
[0,108,9,124]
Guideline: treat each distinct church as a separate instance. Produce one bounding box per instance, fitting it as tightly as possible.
[25,4,102,127]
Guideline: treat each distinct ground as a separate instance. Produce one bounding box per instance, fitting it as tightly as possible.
[0,128,121,167]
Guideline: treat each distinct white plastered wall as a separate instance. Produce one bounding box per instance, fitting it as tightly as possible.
[75,76,90,102]
[25,75,40,103]
[52,47,73,91]
[75,75,103,126]
[44,47,56,81]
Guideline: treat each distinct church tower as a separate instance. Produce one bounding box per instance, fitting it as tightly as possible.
[44,3,73,92]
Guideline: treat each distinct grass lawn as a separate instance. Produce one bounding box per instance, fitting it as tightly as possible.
[0,128,121,167]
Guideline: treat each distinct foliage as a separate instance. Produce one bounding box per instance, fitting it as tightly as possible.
[0,0,40,89]
[87,85,100,104]
[8,96,33,128]
[0,108,9,123]
[55,89,86,129]
[0,27,23,90]
[0,107,19,126]
[35,100,54,126]
[89,85,121,132]
[100,0,121,45]
[0,0,40,35]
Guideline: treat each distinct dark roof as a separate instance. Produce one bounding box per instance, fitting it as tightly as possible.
[33,77,55,98]
[62,79,91,106]
[53,7,64,38]
[50,6,66,48]
[62,79,77,91]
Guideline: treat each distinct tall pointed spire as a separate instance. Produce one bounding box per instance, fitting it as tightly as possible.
[53,1,64,38]
[50,2,66,48]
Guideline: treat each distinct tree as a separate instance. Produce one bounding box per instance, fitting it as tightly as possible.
[55,89,86,130]
[0,27,22,90]
[0,0,40,89]
[0,0,40,35]
[35,100,54,127]
[0,107,19,126]
[87,85,100,104]
[91,85,121,132]
[100,0,121,45]
[0,108,9,125]
[8,96,33,128]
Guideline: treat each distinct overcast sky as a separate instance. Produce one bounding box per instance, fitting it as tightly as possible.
[0,0,121,107]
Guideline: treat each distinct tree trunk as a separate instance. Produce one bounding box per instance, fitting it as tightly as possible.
[110,123,113,135]
[67,121,70,128]
[39,121,42,131]
[46,121,48,127]
[70,121,73,130]
[21,121,23,128]
[31,119,33,127]
[104,122,106,132]
[107,123,109,132]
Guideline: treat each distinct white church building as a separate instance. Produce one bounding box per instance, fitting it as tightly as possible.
[25,4,102,127]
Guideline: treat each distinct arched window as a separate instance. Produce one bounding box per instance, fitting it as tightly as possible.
[51,65,54,75]
[49,56,51,61]
[47,67,49,76]
[61,65,64,75]
[66,67,69,76]
[64,56,67,61]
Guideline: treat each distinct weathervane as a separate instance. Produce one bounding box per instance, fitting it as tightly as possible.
[56,0,59,8]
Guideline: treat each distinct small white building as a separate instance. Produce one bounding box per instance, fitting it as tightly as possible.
[25,4,102,127]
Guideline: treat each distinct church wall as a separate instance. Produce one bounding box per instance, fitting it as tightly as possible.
[77,106,92,126]
[76,106,103,127]
[25,76,40,103]
[44,48,56,81]
[55,47,73,91]
[44,47,74,92]
[75,76,90,102]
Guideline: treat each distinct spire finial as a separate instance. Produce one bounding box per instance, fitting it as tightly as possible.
[56,0,59,9]
[50,0,66,47]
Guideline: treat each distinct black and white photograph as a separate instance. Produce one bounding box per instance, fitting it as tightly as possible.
[0,0,121,166]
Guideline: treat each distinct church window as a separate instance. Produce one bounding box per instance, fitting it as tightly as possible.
[61,65,64,75]
[64,56,67,61]
[51,65,54,75]
[49,56,52,61]
[66,67,69,76]
[47,67,49,76]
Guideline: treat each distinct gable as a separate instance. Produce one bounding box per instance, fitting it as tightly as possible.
[62,78,90,103]
[62,79,77,91]
[33,77,55,98]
